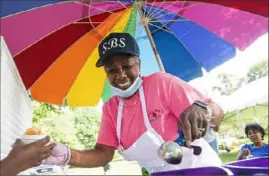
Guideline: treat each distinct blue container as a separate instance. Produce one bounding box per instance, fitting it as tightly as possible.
[151,166,233,175]
[223,157,269,175]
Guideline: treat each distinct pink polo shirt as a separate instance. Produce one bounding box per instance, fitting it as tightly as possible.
[97,72,210,149]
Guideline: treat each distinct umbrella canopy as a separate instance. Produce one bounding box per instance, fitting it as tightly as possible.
[0,0,268,107]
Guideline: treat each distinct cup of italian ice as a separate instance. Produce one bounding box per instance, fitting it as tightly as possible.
[21,127,46,144]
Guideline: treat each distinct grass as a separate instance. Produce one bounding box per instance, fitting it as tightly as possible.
[220,152,237,163]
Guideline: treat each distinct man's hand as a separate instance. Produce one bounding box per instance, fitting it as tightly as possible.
[236,149,251,160]
[178,104,208,147]
[42,143,70,166]
[6,136,56,173]
[242,149,250,156]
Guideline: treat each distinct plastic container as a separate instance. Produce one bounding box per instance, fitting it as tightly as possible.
[223,157,269,175]
[151,166,233,175]
[20,134,46,144]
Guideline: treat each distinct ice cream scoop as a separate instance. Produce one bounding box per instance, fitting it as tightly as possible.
[158,141,183,164]
[158,130,202,164]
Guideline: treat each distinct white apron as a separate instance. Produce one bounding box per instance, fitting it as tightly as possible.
[116,86,221,173]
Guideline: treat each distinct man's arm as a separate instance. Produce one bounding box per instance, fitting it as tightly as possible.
[69,144,115,168]
[69,100,117,168]
[161,72,224,143]
[43,102,119,168]
[0,157,21,176]
[208,101,224,127]
[236,150,244,160]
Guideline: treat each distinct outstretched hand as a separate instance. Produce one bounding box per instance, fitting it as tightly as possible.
[42,143,70,166]
[2,136,55,175]
[178,104,208,147]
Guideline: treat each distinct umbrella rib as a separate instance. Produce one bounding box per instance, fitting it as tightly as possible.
[73,21,137,24]
[154,0,180,18]
[150,1,185,19]
[81,0,132,5]
[73,1,126,18]
[64,8,134,105]
[147,0,167,18]
[141,0,160,20]
[12,6,127,58]
[148,23,174,35]
[145,0,179,20]
[144,0,157,19]
[87,0,95,31]
[13,15,92,58]
[150,0,199,20]
[151,3,232,47]
[116,0,130,10]
[150,19,189,22]
[152,2,201,20]
[0,1,72,19]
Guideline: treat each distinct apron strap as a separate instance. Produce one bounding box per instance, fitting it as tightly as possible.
[116,99,124,145]
[138,86,152,130]
[139,86,164,142]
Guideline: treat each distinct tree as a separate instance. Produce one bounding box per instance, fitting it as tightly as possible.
[32,104,124,161]
[36,113,84,149]
[32,101,63,123]
[33,106,102,150]
[247,59,268,83]
[212,73,245,96]
[73,108,101,149]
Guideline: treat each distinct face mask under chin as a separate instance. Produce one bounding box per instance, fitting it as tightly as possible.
[110,76,143,98]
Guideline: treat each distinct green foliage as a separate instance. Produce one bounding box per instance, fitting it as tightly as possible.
[33,102,102,150]
[32,102,124,161]
[36,112,84,149]
[73,108,101,149]
[32,101,63,123]
[247,59,268,83]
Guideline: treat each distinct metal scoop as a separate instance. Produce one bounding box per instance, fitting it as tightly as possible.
[158,130,202,165]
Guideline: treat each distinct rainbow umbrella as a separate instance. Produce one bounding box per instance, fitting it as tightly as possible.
[0,0,268,107]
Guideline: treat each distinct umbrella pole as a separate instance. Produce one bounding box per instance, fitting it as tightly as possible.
[136,3,165,72]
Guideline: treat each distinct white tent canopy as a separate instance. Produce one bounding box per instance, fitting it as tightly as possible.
[221,76,268,113]
[1,36,33,159]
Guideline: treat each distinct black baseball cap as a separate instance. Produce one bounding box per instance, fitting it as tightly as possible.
[96,32,140,67]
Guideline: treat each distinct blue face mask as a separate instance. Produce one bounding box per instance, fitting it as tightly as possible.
[110,76,143,98]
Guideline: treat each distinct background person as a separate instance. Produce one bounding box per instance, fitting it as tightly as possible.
[236,123,268,160]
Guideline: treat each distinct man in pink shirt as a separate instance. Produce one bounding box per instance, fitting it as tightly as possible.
[97,71,211,150]
[41,32,224,173]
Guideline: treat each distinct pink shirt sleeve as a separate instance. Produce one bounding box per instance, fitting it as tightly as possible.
[163,73,211,118]
[96,102,119,149]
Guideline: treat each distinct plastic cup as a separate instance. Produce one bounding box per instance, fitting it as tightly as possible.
[20,134,47,144]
